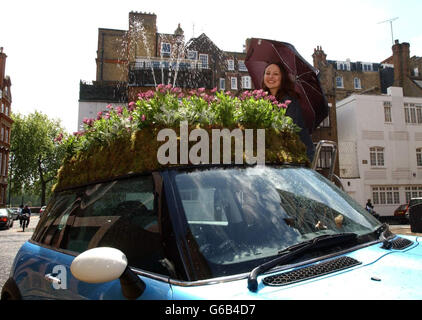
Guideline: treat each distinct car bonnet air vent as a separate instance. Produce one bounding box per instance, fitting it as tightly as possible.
[263,256,361,287]
[391,237,413,250]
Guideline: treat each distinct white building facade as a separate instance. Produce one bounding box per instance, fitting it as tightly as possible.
[337,87,422,216]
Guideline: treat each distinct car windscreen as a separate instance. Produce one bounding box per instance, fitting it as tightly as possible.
[172,166,381,278]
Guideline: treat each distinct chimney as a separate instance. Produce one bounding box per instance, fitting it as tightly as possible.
[0,47,6,88]
[128,11,157,60]
[392,40,410,87]
[312,46,327,68]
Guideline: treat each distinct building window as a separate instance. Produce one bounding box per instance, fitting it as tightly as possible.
[238,60,248,72]
[336,61,350,71]
[417,148,422,166]
[404,103,422,124]
[414,67,419,77]
[372,186,400,205]
[318,115,330,128]
[160,43,171,56]
[370,147,384,166]
[354,78,361,89]
[362,63,373,71]
[384,101,392,123]
[187,50,198,60]
[231,77,238,90]
[405,186,422,203]
[227,59,234,71]
[199,54,208,69]
[336,76,343,88]
[219,78,225,90]
[241,76,251,89]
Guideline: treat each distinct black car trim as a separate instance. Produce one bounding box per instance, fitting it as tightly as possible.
[162,170,198,281]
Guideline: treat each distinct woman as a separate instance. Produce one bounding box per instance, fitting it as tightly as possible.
[262,63,315,161]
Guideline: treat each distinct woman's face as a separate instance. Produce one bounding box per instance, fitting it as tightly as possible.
[263,64,282,95]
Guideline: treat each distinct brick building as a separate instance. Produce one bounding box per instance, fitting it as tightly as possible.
[0,47,13,206]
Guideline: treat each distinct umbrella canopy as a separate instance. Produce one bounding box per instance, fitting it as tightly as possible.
[245,38,329,133]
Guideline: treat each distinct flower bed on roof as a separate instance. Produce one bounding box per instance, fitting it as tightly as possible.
[53,85,309,191]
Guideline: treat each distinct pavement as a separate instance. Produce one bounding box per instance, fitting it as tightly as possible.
[389,224,422,237]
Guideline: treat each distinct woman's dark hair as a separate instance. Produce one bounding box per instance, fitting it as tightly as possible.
[261,62,298,100]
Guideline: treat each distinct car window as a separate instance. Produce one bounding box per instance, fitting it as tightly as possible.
[58,175,170,275]
[32,191,80,247]
[173,166,380,279]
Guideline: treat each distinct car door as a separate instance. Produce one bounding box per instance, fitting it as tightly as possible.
[47,174,174,300]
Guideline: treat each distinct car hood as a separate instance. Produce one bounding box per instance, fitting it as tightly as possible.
[172,235,422,300]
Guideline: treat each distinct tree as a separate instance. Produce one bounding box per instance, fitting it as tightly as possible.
[10,111,67,206]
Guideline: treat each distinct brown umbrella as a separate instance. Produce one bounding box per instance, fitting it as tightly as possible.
[245,38,329,133]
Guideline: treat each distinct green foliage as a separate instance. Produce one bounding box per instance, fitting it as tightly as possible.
[10,111,68,205]
[61,85,300,160]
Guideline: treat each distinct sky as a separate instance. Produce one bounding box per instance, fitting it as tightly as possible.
[1,0,422,133]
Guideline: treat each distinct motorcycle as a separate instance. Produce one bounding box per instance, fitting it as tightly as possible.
[20,213,30,232]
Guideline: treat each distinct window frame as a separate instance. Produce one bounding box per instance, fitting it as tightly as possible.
[336,76,344,88]
[384,101,392,123]
[231,77,238,90]
[370,147,385,167]
[199,54,208,69]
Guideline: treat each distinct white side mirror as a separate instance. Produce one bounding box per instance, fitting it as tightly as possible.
[70,247,128,283]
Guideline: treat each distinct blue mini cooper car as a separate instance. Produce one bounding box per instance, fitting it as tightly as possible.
[2,165,421,300]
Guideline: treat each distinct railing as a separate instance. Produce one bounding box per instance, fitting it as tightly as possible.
[131,56,209,71]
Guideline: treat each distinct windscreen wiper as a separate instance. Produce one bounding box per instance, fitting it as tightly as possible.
[247,232,357,292]
[374,223,395,249]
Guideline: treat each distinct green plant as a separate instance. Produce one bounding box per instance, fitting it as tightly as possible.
[60,85,300,160]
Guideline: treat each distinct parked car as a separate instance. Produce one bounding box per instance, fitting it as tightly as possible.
[408,197,422,232]
[0,208,14,230]
[9,207,20,221]
[394,204,409,217]
[2,165,422,300]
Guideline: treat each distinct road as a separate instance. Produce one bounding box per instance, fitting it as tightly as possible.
[0,214,39,293]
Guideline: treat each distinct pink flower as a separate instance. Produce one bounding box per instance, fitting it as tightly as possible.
[116,106,123,115]
[106,104,112,109]
[104,112,111,120]
[171,87,182,94]
[141,114,146,122]
[285,100,292,106]
[211,87,217,93]
[54,132,63,143]
[73,131,84,137]
[83,117,94,127]
[128,116,133,122]
[129,101,135,107]
[178,93,185,99]
[198,87,205,93]
[96,111,103,120]
[278,103,288,109]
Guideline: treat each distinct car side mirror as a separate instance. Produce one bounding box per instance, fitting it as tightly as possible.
[70,247,145,299]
